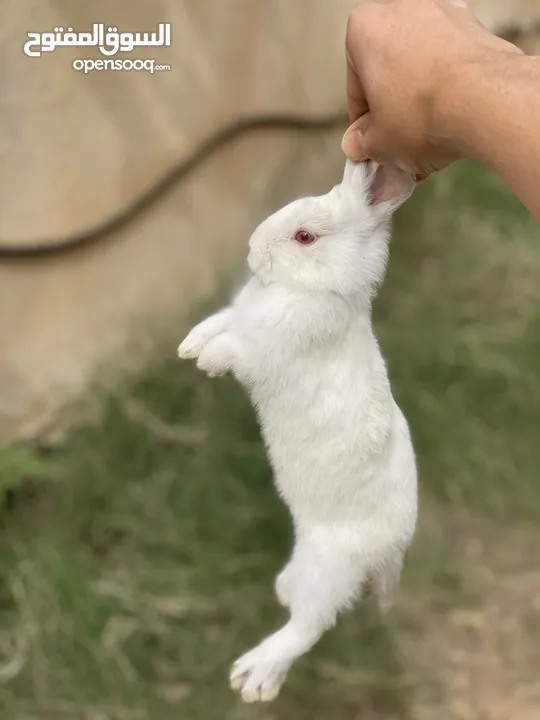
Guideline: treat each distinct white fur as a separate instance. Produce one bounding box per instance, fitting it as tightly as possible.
[178,160,418,703]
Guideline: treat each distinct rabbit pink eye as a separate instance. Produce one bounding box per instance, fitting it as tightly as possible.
[294,229,317,245]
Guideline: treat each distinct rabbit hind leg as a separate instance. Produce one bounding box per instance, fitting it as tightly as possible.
[231,533,367,703]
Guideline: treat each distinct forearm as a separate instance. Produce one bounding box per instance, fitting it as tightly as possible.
[439,54,540,217]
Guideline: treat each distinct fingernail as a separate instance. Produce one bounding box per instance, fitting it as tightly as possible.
[341,120,367,161]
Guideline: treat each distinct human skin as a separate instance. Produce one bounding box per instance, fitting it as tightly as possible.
[342,0,540,217]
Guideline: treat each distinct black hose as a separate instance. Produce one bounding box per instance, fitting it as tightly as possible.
[0,113,347,258]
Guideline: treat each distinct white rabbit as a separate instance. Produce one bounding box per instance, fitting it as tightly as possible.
[178,160,418,703]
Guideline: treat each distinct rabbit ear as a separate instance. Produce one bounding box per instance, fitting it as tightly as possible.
[367,161,415,211]
[342,159,368,193]
[342,160,415,213]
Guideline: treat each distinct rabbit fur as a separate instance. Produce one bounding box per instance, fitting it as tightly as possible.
[178,160,418,703]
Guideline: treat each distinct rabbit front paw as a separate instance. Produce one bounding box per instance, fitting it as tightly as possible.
[195,336,234,378]
[178,332,203,360]
[178,325,213,360]
[178,310,233,360]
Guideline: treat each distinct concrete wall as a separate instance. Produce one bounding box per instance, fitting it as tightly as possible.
[0,0,538,444]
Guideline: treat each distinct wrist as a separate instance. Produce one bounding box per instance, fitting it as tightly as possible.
[430,49,530,166]
[428,54,488,161]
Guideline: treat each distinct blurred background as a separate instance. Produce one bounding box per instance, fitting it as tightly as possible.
[0,1,539,718]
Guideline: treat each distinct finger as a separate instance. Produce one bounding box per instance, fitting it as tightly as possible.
[342,113,399,168]
[341,113,371,161]
[346,57,369,124]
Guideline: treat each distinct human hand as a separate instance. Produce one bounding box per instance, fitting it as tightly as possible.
[342,0,522,178]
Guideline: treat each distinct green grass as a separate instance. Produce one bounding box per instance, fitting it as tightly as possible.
[0,161,539,720]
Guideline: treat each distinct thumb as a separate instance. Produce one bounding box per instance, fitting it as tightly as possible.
[341,113,375,162]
